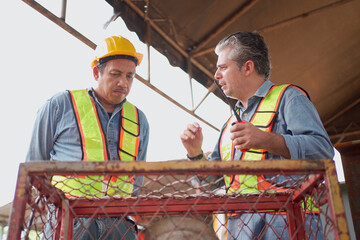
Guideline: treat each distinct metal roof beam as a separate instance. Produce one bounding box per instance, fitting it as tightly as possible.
[135,74,219,131]
[324,97,360,127]
[122,0,222,130]
[191,0,258,54]
[258,0,355,34]
[22,0,96,50]
[122,0,215,80]
[330,130,360,142]
[21,0,220,132]
[191,0,354,58]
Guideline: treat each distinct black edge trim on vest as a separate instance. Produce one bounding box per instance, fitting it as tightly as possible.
[254,111,278,129]
[118,103,140,160]
[266,85,309,133]
[119,148,137,158]
[290,84,311,100]
[120,116,140,137]
[67,90,84,161]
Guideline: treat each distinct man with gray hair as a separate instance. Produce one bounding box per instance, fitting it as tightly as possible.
[180,31,334,239]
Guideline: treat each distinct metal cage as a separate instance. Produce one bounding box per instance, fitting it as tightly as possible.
[8,159,349,240]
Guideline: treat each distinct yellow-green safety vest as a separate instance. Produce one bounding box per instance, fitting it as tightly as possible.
[220,84,319,212]
[52,89,140,198]
[221,84,293,194]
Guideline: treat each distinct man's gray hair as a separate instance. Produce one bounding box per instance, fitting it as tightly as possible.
[215,31,271,79]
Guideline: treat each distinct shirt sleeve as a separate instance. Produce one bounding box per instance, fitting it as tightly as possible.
[281,89,334,160]
[25,96,59,161]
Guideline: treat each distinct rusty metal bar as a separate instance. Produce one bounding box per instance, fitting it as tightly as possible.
[54,208,62,240]
[7,164,30,240]
[21,0,221,132]
[135,73,220,131]
[22,0,96,50]
[31,175,63,205]
[145,17,151,83]
[122,0,215,81]
[9,159,349,239]
[291,174,323,202]
[191,0,259,53]
[324,159,350,240]
[21,159,327,176]
[187,57,195,109]
[60,0,67,21]
[61,199,70,240]
[286,201,305,240]
[70,195,290,216]
[192,83,218,112]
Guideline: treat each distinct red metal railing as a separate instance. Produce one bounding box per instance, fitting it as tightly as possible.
[8,159,349,240]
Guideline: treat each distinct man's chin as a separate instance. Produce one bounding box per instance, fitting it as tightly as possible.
[222,90,232,98]
[111,97,126,105]
[225,92,237,100]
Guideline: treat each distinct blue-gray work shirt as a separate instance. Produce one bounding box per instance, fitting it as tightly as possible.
[26,88,149,162]
[208,80,334,161]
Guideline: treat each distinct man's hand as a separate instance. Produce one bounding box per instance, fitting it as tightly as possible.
[229,121,291,158]
[180,122,203,157]
[229,121,265,150]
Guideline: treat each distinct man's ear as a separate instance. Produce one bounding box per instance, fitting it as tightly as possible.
[243,60,255,76]
[93,66,100,80]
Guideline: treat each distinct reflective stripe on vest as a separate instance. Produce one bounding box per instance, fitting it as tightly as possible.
[221,84,290,194]
[52,89,140,198]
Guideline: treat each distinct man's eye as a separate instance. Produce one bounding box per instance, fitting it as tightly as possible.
[127,74,135,79]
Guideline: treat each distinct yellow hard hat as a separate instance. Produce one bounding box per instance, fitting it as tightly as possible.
[91,35,143,69]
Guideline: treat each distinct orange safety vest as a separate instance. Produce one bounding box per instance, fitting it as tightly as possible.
[52,89,140,198]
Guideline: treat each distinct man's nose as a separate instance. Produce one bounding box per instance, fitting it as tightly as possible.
[214,69,221,80]
[116,75,127,87]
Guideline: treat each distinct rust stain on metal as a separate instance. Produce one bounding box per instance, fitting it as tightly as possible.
[325,160,350,240]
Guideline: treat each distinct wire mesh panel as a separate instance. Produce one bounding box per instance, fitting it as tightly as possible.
[8,160,349,240]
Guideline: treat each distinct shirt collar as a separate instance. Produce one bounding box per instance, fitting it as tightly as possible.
[235,80,274,108]
[253,80,274,98]
[88,87,127,113]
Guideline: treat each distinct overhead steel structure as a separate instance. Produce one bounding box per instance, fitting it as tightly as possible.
[20,1,360,238]
[21,0,360,141]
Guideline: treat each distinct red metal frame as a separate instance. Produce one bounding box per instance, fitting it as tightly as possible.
[7,159,349,240]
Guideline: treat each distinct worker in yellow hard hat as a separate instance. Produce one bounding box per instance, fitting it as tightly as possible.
[26,35,149,239]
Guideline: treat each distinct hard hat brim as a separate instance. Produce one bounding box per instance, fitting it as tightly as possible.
[91,51,143,69]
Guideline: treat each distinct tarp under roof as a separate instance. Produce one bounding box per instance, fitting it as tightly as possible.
[106,0,360,144]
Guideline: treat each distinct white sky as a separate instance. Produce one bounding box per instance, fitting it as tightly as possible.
[0,0,344,208]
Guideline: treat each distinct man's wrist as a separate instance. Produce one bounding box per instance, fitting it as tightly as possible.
[187,151,204,161]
